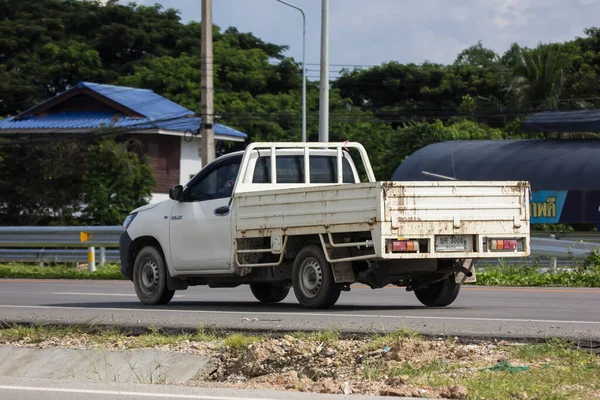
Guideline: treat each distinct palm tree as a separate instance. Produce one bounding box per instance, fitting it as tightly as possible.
[500,43,599,110]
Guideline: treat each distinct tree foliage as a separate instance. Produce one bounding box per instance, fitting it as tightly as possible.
[0,141,85,225]
[2,0,600,225]
[81,138,155,226]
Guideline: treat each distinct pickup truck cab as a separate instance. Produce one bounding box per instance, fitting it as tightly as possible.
[119,142,530,309]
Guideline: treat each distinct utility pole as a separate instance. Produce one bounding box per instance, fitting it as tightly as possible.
[275,0,307,142]
[318,0,329,142]
[201,0,215,165]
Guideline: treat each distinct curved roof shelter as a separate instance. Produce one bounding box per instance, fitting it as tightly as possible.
[392,139,600,224]
[392,139,600,191]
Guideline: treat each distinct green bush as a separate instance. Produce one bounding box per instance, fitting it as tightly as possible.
[475,264,600,287]
[81,138,155,226]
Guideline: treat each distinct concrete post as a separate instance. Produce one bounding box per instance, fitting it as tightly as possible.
[88,246,96,272]
[99,247,106,268]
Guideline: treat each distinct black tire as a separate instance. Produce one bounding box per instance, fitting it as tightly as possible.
[250,283,290,303]
[414,275,461,307]
[133,246,175,305]
[292,244,342,309]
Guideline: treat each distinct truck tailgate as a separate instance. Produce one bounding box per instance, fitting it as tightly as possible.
[376,181,530,259]
[381,181,530,235]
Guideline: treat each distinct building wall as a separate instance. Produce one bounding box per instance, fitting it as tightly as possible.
[125,134,204,204]
[179,136,203,186]
[129,135,181,194]
[149,193,170,204]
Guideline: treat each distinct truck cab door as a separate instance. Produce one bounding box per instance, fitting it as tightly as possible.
[169,156,241,272]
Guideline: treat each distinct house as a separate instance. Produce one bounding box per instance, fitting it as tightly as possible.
[0,82,247,203]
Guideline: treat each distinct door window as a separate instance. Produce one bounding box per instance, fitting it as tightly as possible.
[187,161,240,201]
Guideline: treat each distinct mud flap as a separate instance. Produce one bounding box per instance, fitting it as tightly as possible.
[455,259,476,284]
[332,261,355,283]
[328,247,355,283]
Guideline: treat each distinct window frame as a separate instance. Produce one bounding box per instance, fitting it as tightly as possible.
[183,154,243,202]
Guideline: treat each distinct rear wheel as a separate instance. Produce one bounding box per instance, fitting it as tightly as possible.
[292,245,342,309]
[414,275,461,307]
[250,283,290,303]
[133,246,175,305]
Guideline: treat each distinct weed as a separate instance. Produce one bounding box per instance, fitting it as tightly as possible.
[361,328,421,352]
[223,333,263,351]
[291,329,340,343]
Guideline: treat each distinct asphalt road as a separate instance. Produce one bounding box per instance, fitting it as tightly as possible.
[0,280,599,341]
[0,377,424,400]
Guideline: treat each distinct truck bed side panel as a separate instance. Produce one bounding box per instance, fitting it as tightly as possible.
[233,183,379,238]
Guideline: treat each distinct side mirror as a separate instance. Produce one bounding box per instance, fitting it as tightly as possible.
[169,185,184,201]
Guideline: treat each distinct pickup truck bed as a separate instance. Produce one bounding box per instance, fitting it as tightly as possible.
[234,180,530,261]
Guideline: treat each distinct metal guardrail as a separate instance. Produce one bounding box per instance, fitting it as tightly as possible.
[0,249,120,263]
[531,232,600,244]
[0,226,599,268]
[0,226,123,270]
[0,226,123,247]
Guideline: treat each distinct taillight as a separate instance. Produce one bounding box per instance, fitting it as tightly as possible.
[391,240,419,252]
[490,239,518,251]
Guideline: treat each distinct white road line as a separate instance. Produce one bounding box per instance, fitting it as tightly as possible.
[51,292,185,298]
[0,385,279,400]
[1,304,599,325]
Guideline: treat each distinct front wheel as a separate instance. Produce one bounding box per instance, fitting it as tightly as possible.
[133,246,175,305]
[292,245,342,309]
[414,275,461,307]
[250,283,290,303]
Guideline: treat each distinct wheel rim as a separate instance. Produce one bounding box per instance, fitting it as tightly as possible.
[299,257,323,298]
[139,258,159,295]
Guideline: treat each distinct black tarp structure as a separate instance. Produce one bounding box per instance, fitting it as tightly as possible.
[522,109,600,133]
[391,140,600,224]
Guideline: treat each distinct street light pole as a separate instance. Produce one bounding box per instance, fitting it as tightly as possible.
[275,0,306,142]
[319,0,329,142]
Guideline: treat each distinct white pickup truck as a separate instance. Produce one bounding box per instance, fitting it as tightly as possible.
[119,142,530,309]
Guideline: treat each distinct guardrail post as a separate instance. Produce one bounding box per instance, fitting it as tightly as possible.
[550,257,557,270]
[99,247,106,268]
[88,246,96,272]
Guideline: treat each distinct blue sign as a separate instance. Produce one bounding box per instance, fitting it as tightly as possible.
[530,190,568,224]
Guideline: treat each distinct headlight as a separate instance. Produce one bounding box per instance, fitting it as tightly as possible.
[123,213,137,230]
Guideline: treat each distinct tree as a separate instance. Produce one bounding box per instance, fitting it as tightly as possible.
[0,140,85,226]
[81,138,155,226]
[379,119,504,180]
[500,43,600,110]
[455,41,499,68]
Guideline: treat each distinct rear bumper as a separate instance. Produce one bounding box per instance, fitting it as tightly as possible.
[119,231,133,280]
[378,234,530,259]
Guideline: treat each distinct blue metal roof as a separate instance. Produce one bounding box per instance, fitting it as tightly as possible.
[79,82,191,121]
[155,117,248,139]
[0,82,247,139]
[0,111,150,130]
[0,112,247,139]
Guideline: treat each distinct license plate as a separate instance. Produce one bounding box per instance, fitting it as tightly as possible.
[435,235,468,252]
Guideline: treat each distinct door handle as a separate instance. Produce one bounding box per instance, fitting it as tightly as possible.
[214,206,230,216]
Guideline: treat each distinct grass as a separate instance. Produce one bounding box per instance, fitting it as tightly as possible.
[290,328,341,343]
[0,323,221,348]
[222,333,264,351]
[363,339,600,400]
[360,328,422,352]
[0,263,125,280]
[473,264,600,287]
